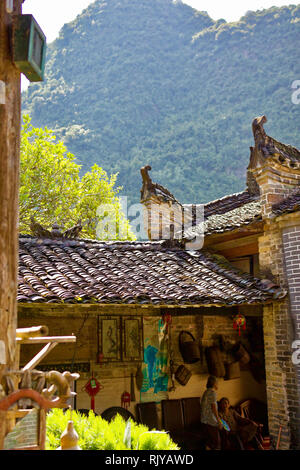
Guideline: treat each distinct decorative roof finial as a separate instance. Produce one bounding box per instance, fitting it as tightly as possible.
[29,217,83,239]
[252,115,267,147]
[51,222,62,238]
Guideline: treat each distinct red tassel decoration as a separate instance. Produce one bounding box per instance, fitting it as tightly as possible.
[233,314,246,336]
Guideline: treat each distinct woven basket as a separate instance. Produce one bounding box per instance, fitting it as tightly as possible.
[175,365,192,386]
[179,331,200,364]
[232,342,251,365]
[224,361,240,380]
[205,346,226,378]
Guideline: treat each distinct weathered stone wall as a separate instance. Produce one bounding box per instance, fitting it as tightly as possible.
[281,218,300,447]
[18,304,266,426]
[253,162,300,219]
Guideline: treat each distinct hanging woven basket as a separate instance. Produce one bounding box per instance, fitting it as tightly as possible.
[205,346,226,378]
[179,330,200,364]
[175,365,192,386]
[232,342,251,365]
[224,361,240,380]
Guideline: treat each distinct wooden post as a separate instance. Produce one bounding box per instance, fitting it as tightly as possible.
[0,0,23,449]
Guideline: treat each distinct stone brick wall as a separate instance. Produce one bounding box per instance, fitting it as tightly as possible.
[282,225,300,340]
[258,214,300,449]
[252,162,300,219]
[142,199,184,240]
[281,221,300,447]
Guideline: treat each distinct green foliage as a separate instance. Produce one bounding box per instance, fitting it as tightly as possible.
[20,115,135,240]
[46,408,179,450]
[22,0,300,206]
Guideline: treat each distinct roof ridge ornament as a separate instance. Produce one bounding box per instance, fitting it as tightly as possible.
[252,115,268,148]
[29,217,82,240]
[140,165,180,204]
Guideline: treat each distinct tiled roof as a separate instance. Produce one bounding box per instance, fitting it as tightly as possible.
[260,136,300,165]
[272,190,300,216]
[183,192,262,239]
[204,200,261,236]
[140,166,263,237]
[18,236,285,306]
[203,191,258,218]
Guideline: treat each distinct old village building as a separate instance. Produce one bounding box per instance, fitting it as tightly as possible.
[17,116,300,449]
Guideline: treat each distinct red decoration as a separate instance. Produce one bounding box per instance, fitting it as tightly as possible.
[121,392,131,409]
[163,313,172,327]
[233,314,246,336]
[84,376,102,411]
[98,352,104,365]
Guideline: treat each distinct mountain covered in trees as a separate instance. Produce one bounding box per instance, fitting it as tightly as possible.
[22,0,300,206]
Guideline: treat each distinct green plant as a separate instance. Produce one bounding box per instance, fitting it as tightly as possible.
[20,115,135,240]
[46,408,179,450]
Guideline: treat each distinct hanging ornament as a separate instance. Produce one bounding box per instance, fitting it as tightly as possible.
[98,352,104,366]
[121,391,131,409]
[233,313,246,336]
[84,375,103,412]
[163,313,172,328]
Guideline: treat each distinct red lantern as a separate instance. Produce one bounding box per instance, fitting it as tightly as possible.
[233,314,246,336]
[121,392,131,409]
[84,376,102,411]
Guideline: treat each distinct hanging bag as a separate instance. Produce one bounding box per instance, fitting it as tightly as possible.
[179,330,200,364]
[224,361,240,380]
[175,365,192,386]
[232,342,250,365]
[205,346,226,377]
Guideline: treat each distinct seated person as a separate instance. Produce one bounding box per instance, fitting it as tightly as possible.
[218,397,264,450]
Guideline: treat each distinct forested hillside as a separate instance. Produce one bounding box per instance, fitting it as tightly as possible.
[22,0,300,205]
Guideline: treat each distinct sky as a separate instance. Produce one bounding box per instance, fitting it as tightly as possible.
[21,0,295,89]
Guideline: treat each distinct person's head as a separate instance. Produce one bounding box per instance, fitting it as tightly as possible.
[206,375,218,390]
[219,397,230,412]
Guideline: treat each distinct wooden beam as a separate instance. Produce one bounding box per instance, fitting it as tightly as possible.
[21,342,58,371]
[204,223,263,247]
[39,408,46,450]
[17,336,76,344]
[0,0,22,380]
[208,234,259,252]
[0,0,23,451]
[6,410,31,419]
[16,326,49,339]
[218,242,259,259]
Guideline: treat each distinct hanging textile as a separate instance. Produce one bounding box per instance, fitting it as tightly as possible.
[140,316,169,403]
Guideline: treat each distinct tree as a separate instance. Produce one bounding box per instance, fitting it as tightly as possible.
[20,116,135,240]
